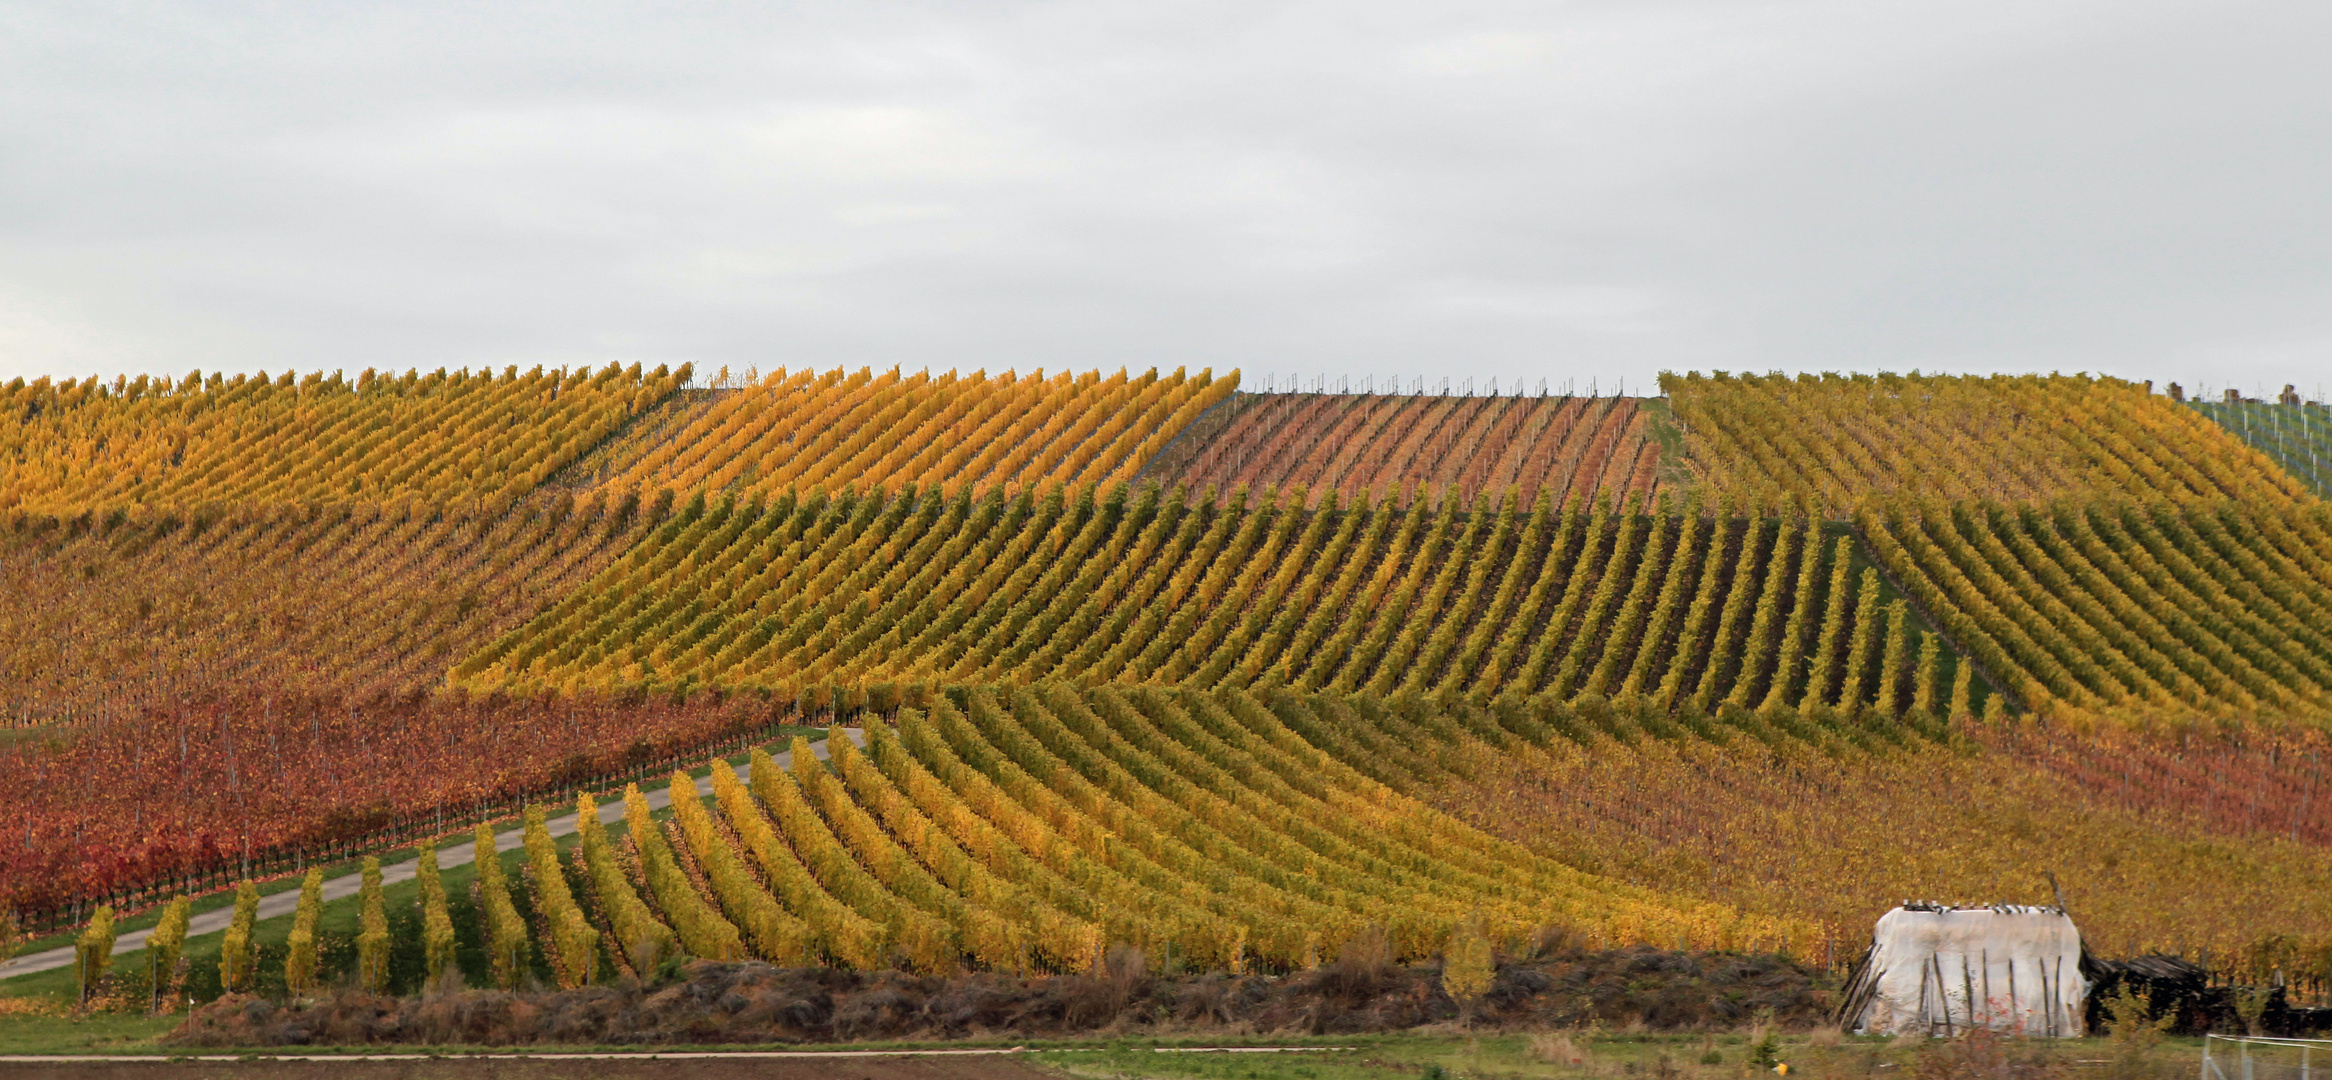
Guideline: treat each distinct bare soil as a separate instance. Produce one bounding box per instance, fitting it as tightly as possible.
[167,947,1828,1047]
[0,1055,1050,1080]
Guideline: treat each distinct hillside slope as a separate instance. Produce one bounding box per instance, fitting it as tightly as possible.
[4,366,2330,990]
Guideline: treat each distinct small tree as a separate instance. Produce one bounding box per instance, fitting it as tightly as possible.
[218,881,259,994]
[415,842,458,991]
[356,857,390,993]
[75,905,117,1006]
[525,806,599,989]
[473,823,531,990]
[284,868,324,998]
[147,897,190,1014]
[2104,984,2177,1074]
[1748,1005,1781,1069]
[2234,986,2272,1037]
[1440,914,1495,1022]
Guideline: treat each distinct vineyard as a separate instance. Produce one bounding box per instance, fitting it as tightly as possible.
[4,364,2332,1001]
[0,364,686,513]
[2192,398,2332,496]
[1400,693,2332,983]
[1859,498,2332,723]
[663,687,1768,976]
[0,494,658,727]
[1662,371,2303,509]
[556,365,1232,500]
[1140,391,1668,506]
[0,688,781,916]
[683,685,1796,973]
[449,483,1970,722]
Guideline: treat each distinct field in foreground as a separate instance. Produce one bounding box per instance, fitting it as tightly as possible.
[0,1011,2212,1080]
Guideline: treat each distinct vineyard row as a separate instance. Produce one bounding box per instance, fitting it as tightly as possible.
[454,483,1972,719]
[2189,400,2332,498]
[1663,371,2304,511]
[0,491,662,728]
[47,682,2332,990]
[1357,689,2332,987]
[99,685,1802,996]
[0,364,688,513]
[562,365,1234,503]
[1138,391,1666,507]
[1861,497,2332,723]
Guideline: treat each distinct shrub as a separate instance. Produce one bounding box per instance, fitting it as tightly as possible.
[74,905,116,1005]
[146,896,190,1013]
[217,882,259,994]
[356,857,390,993]
[283,868,324,997]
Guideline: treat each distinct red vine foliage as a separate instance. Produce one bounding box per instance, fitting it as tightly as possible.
[0,687,780,919]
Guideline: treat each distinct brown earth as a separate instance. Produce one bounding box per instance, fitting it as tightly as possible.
[0,1057,1048,1080]
[167,947,1830,1048]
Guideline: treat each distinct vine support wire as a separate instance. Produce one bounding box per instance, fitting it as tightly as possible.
[2200,1033,2326,1080]
[2307,398,2322,490]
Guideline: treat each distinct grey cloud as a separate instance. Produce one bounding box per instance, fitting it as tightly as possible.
[1,0,2327,400]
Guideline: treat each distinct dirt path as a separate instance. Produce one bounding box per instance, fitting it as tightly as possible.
[0,1051,1047,1080]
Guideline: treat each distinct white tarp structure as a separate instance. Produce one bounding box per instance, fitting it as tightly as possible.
[1840,904,2088,1037]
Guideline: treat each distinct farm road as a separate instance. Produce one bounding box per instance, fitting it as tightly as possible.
[0,731,864,982]
[0,1053,1048,1080]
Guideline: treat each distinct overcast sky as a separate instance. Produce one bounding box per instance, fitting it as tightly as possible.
[3,1,2327,399]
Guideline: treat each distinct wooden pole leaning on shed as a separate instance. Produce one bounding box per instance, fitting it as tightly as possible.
[1919,954,1935,1034]
[2055,956,2067,1037]
[2007,954,2019,1033]
[2037,957,2050,1036]
[1933,953,1955,1036]
[1964,956,1979,1035]
[1981,949,1993,1028]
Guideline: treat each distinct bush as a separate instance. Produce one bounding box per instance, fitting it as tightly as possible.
[217,882,259,995]
[284,869,324,998]
[148,896,190,1013]
[75,905,116,1005]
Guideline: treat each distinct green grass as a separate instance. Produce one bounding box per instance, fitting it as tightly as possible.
[1035,1034,1739,1080]
[0,1019,2214,1074]
[0,1008,181,1054]
[1034,1031,2204,1080]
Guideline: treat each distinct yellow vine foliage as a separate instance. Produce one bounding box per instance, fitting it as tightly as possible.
[677,685,1798,974]
[454,483,1963,721]
[1411,701,2332,984]
[572,365,1233,500]
[1662,371,2306,512]
[1859,496,2332,724]
[0,363,687,513]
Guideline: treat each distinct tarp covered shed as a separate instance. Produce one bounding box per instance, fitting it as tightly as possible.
[1840,904,2088,1037]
